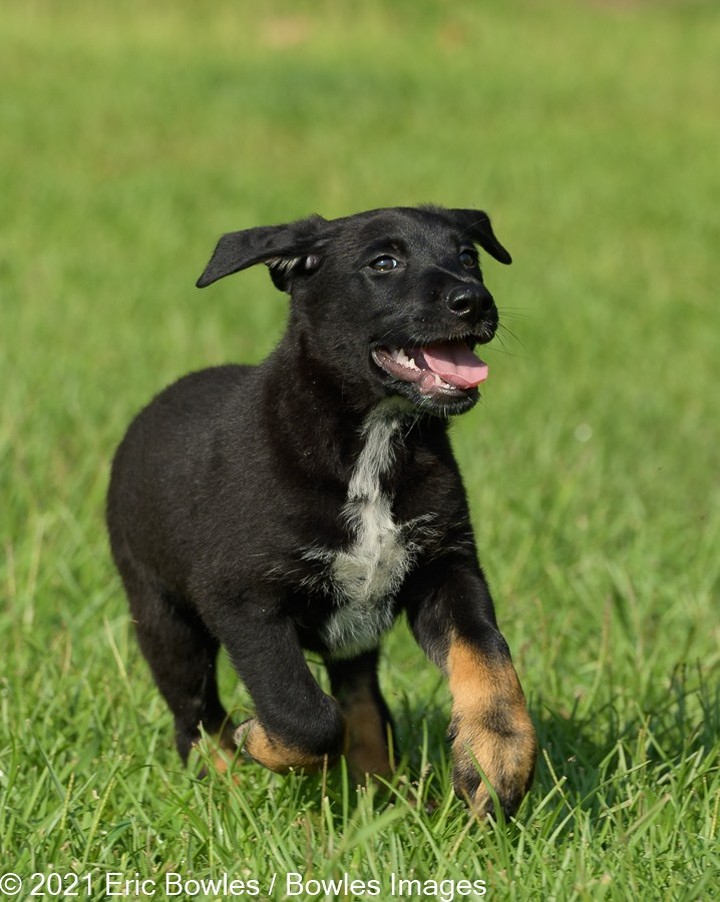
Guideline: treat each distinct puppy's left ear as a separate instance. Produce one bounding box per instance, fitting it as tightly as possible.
[448,209,512,265]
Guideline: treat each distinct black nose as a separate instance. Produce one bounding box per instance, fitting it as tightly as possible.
[445,284,495,320]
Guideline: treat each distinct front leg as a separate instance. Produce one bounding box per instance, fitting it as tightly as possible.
[211,606,347,774]
[407,561,537,819]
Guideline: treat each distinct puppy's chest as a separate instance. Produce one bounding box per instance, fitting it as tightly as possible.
[304,411,439,656]
[332,489,418,609]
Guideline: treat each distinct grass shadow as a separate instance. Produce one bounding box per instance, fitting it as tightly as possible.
[530,662,719,833]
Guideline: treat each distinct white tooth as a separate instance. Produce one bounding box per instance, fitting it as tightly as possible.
[393,348,422,371]
[433,373,442,386]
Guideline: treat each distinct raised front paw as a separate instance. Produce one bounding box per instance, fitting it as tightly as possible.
[234,713,345,774]
[447,639,537,819]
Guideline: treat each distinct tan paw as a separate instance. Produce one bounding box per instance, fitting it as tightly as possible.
[447,639,537,819]
[234,718,341,774]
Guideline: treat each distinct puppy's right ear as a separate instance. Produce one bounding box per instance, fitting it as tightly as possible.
[196,215,328,291]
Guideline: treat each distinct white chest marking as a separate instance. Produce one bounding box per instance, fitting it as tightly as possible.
[319,404,417,656]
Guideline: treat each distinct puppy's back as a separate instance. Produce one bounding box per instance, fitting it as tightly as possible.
[106,364,256,593]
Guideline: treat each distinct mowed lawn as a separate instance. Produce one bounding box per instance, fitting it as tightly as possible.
[1,1,718,899]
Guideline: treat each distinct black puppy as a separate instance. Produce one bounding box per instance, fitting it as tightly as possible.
[107,205,536,818]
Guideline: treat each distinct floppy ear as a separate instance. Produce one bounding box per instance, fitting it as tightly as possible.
[448,209,512,265]
[196,214,328,291]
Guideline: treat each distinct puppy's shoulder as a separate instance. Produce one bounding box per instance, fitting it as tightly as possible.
[160,363,255,399]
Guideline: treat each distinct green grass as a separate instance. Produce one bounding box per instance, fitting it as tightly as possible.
[1,0,719,899]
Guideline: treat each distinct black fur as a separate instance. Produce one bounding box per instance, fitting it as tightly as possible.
[107,205,536,816]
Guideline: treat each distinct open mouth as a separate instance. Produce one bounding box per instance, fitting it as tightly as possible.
[371,340,488,398]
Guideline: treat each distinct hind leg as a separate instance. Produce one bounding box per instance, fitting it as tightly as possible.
[326,649,395,783]
[120,565,233,762]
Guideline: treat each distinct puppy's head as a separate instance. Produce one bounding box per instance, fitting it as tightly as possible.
[197,205,511,417]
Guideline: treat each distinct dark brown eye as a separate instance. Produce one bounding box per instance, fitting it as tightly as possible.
[459,250,477,269]
[369,256,399,272]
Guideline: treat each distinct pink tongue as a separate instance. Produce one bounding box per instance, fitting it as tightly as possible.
[420,341,489,389]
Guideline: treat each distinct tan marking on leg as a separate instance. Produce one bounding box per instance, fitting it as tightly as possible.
[209,721,240,775]
[338,686,394,782]
[191,721,240,778]
[234,718,342,774]
[447,636,537,817]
